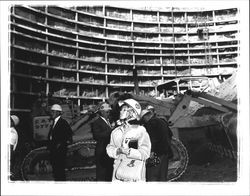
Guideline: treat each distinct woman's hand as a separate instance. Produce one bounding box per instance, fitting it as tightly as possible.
[121,148,130,155]
[116,147,123,155]
[150,152,155,159]
[117,147,130,155]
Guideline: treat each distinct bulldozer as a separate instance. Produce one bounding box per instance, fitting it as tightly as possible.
[20,75,237,181]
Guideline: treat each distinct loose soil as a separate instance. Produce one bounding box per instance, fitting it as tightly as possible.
[176,155,237,182]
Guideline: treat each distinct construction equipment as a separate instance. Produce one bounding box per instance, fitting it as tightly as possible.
[167,90,237,159]
[20,75,237,181]
[20,94,188,181]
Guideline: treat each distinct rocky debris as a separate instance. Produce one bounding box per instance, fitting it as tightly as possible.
[208,71,237,101]
[187,72,237,116]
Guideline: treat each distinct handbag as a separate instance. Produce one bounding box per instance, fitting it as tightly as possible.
[128,139,138,149]
[115,156,144,182]
[146,152,161,167]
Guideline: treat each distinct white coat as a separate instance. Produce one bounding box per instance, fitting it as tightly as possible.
[106,123,151,182]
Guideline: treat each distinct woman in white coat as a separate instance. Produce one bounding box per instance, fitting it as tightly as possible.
[106,99,151,182]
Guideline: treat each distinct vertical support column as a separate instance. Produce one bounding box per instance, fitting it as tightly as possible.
[104,6,108,99]
[133,65,139,95]
[132,42,135,67]
[158,11,164,84]
[130,9,133,41]
[213,9,221,79]
[105,60,108,98]
[102,5,105,17]
[185,11,191,76]
[103,6,107,28]
[157,11,160,41]
[75,10,80,107]
[103,5,109,99]
[212,9,215,22]
[160,43,164,83]
[105,76,109,99]
[45,6,49,95]
[133,37,139,95]
[213,10,221,80]
[171,7,177,78]
[130,8,138,95]
[217,40,220,75]
[187,43,191,75]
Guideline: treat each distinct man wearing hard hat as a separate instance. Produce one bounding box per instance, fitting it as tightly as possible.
[47,104,73,181]
[91,102,114,181]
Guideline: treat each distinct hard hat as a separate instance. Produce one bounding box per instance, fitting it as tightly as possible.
[146,105,155,110]
[140,109,151,118]
[51,104,62,112]
[99,103,112,111]
[122,99,141,117]
[11,115,20,126]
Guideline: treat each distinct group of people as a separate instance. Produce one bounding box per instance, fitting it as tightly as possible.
[92,99,173,182]
[9,105,73,181]
[10,98,173,182]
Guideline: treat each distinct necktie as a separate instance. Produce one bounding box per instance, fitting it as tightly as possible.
[107,119,111,127]
[48,120,54,140]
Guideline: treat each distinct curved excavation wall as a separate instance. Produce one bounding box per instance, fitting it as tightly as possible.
[10,5,239,112]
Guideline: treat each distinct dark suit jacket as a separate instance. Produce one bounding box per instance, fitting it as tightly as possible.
[144,117,173,157]
[48,117,73,153]
[92,116,112,157]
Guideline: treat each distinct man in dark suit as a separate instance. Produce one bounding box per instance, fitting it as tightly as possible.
[92,102,113,181]
[141,109,173,181]
[48,104,73,181]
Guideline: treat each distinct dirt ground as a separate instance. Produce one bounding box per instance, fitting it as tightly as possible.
[176,155,237,182]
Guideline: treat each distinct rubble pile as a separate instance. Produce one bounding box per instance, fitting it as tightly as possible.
[209,72,237,101]
[188,72,237,115]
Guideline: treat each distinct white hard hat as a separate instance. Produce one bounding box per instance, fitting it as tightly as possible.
[140,109,151,118]
[51,104,62,112]
[11,115,20,126]
[122,99,141,117]
[99,103,112,111]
